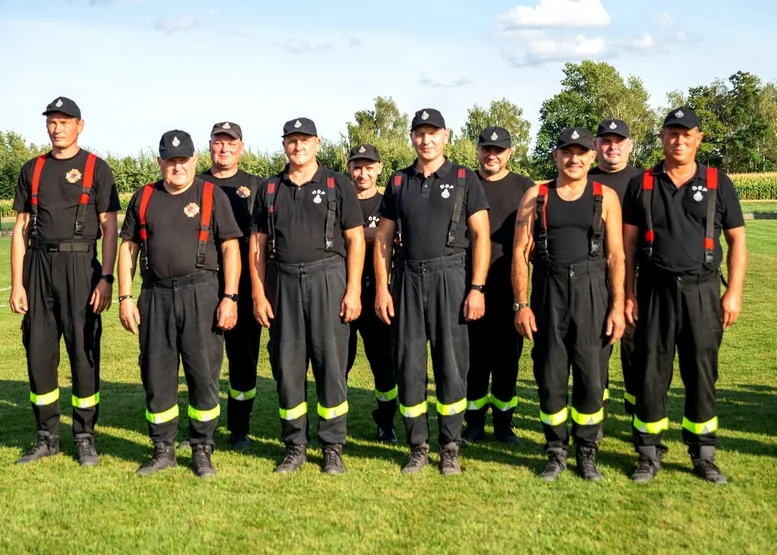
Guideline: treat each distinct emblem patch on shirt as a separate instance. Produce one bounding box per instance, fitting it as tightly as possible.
[183,203,200,217]
[65,169,82,183]
[691,185,707,202]
[312,189,325,204]
[367,215,379,228]
[237,186,251,198]
[440,184,454,199]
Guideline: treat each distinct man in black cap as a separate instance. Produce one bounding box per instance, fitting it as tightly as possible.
[513,127,625,481]
[118,130,242,478]
[589,118,643,417]
[374,108,490,475]
[249,117,365,474]
[623,107,746,484]
[190,121,263,450]
[11,96,120,467]
[462,126,533,445]
[346,144,397,442]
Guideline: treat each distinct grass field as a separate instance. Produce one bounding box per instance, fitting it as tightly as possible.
[0,226,776,554]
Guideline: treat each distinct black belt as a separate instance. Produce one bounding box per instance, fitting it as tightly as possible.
[30,241,94,253]
[640,266,720,285]
[533,259,606,277]
[143,270,217,289]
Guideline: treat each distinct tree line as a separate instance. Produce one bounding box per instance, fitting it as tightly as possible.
[2,61,776,199]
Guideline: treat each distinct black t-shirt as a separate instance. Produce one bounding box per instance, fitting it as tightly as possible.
[589,165,642,204]
[14,150,120,242]
[121,178,243,279]
[623,162,745,274]
[252,164,364,264]
[359,192,382,278]
[380,159,490,261]
[197,169,261,240]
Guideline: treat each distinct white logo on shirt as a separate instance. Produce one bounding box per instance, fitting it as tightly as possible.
[691,185,707,202]
[367,215,379,228]
[440,184,454,199]
[312,189,325,204]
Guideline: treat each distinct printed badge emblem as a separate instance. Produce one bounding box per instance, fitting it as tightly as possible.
[491,132,499,140]
[172,136,181,147]
[184,203,200,217]
[571,130,580,140]
[440,184,454,199]
[294,120,302,128]
[676,110,684,118]
[222,122,231,129]
[237,186,251,199]
[421,111,429,120]
[65,169,82,183]
[367,215,379,228]
[358,145,366,153]
[691,185,707,202]
[55,98,63,108]
[609,121,618,129]
[312,189,325,204]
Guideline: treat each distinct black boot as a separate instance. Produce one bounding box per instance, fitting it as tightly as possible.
[137,442,176,476]
[690,446,727,484]
[575,446,602,481]
[540,453,567,481]
[461,410,486,444]
[630,446,661,483]
[16,434,60,465]
[322,444,345,475]
[493,410,520,445]
[274,444,307,474]
[229,432,251,451]
[192,444,216,479]
[439,442,462,476]
[74,436,99,467]
[401,444,430,474]
[373,406,398,443]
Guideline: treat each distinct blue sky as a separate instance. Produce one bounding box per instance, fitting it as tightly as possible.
[1,0,775,156]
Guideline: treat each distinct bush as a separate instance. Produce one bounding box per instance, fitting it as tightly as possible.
[731,173,777,200]
[0,199,14,218]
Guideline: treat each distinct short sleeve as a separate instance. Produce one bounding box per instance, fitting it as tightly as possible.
[12,159,34,214]
[336,173,364,231]
[465,170,489,217]
[717,172,745,230]
[622,175,643,227]
[95,158,121,213]
[119,189,142,243]
[379,173,398,221]
[251,179,269,233]
[212,186,243,242]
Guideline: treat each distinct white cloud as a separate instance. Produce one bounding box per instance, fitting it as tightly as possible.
[677,30,687,41]
[503,32,608,67]
[656,12,674,27]
[499,0,611,31]
[419,76,472,88]
[154,18,196,33]
[624,32,656,52]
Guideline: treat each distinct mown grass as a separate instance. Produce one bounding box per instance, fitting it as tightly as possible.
[0,225,775,554]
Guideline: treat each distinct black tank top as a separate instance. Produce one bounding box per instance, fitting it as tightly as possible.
[543,180,598,266]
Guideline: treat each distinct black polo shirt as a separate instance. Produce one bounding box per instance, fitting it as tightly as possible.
[623,162,745,274]
[252,164,364,264]
[380,159,489,261]
[121,178,242,279]
[588,164,642,204]
[197,169,261,241]
[14,150,120,242]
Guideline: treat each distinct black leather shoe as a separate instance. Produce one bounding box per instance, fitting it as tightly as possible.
[439,442,462,476]
[401,444,430,474]
[136,443,176,476]
[191,444,216,479]
[322,444,345,474]
[16,434,60,465]
[75,436,99,467]
[575,446,602,481]
[540,455,567,481]
[274,444,307,474]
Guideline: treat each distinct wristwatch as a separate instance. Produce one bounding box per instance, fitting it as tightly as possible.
[470,284,486,293]
[222,293,240,302]
[101,274,114,284]
[513,302,529,312]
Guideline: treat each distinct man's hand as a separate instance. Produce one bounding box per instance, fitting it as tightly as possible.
[720,290,742,330]
[90,279,112,314]
[252,295,274,328]
[605,309,626,345]
[9,286,28,314]
[515,307,537,341]
[119,298,141,335]
[625,293,638,328]
[340,288,362,323]
[375,286,394,325]
[463,290,485,321]
[217,298,238,331]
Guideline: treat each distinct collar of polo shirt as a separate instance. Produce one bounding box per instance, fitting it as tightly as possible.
[413,157,454,179]
[281,163,326,185]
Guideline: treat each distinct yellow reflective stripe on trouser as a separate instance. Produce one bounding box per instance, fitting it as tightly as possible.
[682,416,718,435]
[571,407,605,426]
[72,392,100,409]
[633,416,669,434]
[188,404,221,422]
[317,401,349,419]
[540,407,568,426]
[146,405,179,424]
[467,395,490,411]
[375,387,398,402]
[602,389,610,401]
[229,387,256,401]
[30,389,60,406]
[399,401,427,418]
[279,402,307,421]
[624,392,636,405]
[491,395,518,412]
[437,398,466,416]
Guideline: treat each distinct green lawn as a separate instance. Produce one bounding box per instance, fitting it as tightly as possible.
[0,226,775,554]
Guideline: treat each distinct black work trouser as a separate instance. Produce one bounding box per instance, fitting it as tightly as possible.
[265,256,349,446]
[631,268,722,461]
[222,245,261,435]
[392,252,469,447]
[466,277,523,430]
[531,259,610,456]
[620,326,637,414]
[138,271,223,447]
[22,247,102,438]
[347,275,397,429]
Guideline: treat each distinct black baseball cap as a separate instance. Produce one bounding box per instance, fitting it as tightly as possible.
[663,106,700,129]
[411,108,446,130]
[478,126,512,149]
[211,121,242,140]
[159,130,195,160]
[282,117,318,137]
[596,119,630,138]
[348,144,381,163]
[557,127,595,150]
[42,96,81,119]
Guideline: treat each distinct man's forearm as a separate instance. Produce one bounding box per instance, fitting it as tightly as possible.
[346,241,364,293]
[11,226,28,289]
[511,256,529,304]
[117,241,138,297]
[471,233,490,285]
[249,232,268,299]
[607,253,626,310]
[99,214,118,276]
[726,236,747,296]
[221,240,241,294]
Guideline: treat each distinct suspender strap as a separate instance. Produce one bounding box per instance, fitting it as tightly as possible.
[641,171,655,261]
[324,175,337,252]
[196,181,215,269]
[74,153,98,236]
[138,184,156,272]
[266,178,278,258]
[589,181,604,260]
[29,155,47,248]
[444,168,467,256]
[393,173,405,248]
[704,167,718,269]
[533,183,549,260]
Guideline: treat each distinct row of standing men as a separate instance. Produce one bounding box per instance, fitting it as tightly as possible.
[10,97,746,482]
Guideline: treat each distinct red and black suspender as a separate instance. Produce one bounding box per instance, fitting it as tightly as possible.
[29,152,98,247]
[393,174,404,247]
[137,181,215,272]
[533,181,604,261]
[641,167,719,270]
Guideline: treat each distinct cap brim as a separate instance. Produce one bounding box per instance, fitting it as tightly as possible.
[596,130,630,139]
[348,154,381,163]
[477,141,512,149]
[159,150,195,160]
[662,120,697,129]
[411,123,444,130]
[42,109,80,118]
[211,129,242,140]
[557,141,593,150]
[282,131,317,137]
